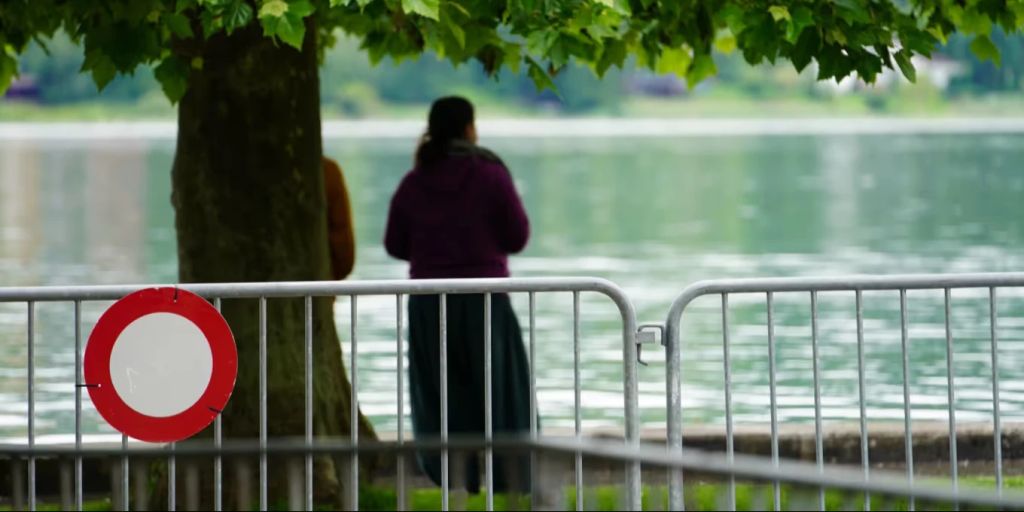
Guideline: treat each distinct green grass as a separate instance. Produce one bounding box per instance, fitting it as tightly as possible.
[961,475,1024,489]
[4,477,1020,511]
[0,498,113,511]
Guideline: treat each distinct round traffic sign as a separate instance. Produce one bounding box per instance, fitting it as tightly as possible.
[84,287,237,443]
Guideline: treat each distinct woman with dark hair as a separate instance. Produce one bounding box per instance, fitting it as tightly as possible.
[384,96,532,493]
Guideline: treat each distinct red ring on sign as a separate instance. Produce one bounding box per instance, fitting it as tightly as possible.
[84,288,237,443]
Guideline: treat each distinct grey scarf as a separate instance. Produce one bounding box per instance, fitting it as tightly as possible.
[447,139,506,168]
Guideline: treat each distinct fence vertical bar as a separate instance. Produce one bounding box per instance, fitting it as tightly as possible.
[396,294,406,511]
[440,293,449,512]
[27,300,35,512]
[573,291,583,511]
[856,290,870,511]
[811,291,824,511]
[122,434,130,511]
[667,289,684,512]
[484,292,494,511]
[74,300,83,511]
[259,296,268,512]
[990,287,1002,495]
[214,297,224,512]
[350,295,359,511]
[304,295,313,512]
[944,288,959,508]
[721,293,735,511]
[900,289,915,511]
[623,296,641,512]
[528,292,538,511]
[766,292,780,511]
[169,441,176,511]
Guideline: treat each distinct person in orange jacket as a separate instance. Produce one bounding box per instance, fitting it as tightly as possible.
[323,156,355,280]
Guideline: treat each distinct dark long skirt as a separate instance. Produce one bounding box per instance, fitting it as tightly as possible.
[408,293,532,493]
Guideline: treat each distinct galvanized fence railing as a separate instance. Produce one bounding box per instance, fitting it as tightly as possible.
[664,272,1024,512]
[5,273,1024,511]
[0,277,641,512]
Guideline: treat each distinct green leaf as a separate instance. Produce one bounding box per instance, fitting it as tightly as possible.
[969,34,1001,65]
[0,52,17,96]
[719,4,746,37]
[224,1,255,34]
[833,0,870,22]
[714,34,737,54]
[790,27,820,72]
[526,30,558,56]
[448,21,466,48]
[154,56,189,103]
[164,13,194,38]
[288,0,315,17]
[402,0,440,20]
[92,61,117,90]
[787,6,814,42]
[960,11,992,35]
[259,0,313,49]
[447,1,471,17]
[176,0,198,13]
[83,52,117,90]
[655,47,691,76]
[854,52,882,83]
[440,7,466,49]
[1012,0,1024,23]
[200,10,221,37]
[526,57,557,92]
[927,26,948,45]
[596,38,627,75]
[259,0,289,18]
[829,28,848,46]
[686,52,716,88]
[502,42,522,74]
[769,5,791,22]
[275,14,307,48]
[586,23,617,39]
[893,49,915,82]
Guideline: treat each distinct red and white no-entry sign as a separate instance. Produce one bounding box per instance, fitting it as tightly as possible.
[84,287,237,443]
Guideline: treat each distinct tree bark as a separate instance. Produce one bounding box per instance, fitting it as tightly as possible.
[168,21,375,507]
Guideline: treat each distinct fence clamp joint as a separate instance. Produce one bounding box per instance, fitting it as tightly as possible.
[636,324,665,366]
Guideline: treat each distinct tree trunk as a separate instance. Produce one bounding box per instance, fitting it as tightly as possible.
[168,21,376,507]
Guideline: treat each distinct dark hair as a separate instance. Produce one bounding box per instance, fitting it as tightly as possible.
[415,96,475,167]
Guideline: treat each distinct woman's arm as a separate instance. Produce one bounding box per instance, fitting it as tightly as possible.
[384,179,411,261]
[490,163,530,254]
[323,158,356,280]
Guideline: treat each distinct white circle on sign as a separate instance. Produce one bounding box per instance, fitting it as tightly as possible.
[109,312,213,418]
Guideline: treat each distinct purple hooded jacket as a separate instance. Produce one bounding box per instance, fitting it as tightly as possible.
[384,150,530,279]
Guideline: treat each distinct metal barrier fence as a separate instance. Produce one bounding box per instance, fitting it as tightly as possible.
[4,273,1024,511]
[0,278,641,511]
[664,272,1024,512]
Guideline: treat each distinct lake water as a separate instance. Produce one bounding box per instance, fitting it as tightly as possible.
[2,121,1024,443]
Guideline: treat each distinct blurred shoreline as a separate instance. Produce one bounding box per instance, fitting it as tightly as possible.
[2,117,1024,141]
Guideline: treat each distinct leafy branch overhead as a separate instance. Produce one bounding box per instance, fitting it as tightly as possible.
[2,0,1023,102]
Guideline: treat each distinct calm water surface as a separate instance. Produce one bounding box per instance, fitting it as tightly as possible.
[2,128,1024,442]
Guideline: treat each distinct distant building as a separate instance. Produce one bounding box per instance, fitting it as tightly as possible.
[625,70,689,97]
[917,54,965,89]
[3,74,41,102]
